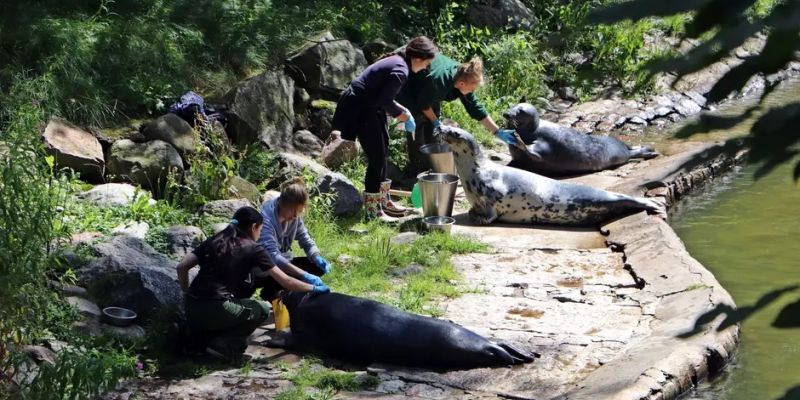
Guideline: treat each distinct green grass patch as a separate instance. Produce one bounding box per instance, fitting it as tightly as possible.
[275,359,379,400]
[56,185,220,239]
[301,194,488,314]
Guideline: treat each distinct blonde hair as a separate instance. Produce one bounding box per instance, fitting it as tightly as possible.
[278,177,309,207]
[455,57,485,86]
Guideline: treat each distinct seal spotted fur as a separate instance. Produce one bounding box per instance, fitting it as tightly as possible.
[438,125,662,226]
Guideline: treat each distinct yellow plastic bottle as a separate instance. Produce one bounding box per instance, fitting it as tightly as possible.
[271,298,290,331]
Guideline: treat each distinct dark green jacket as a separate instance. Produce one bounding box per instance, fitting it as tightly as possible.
[396,54,489,121]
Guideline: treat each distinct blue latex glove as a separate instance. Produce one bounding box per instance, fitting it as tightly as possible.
[403,114,416,133]
[431,119,441,129]
[496,129,517,145]
[301,272,323,287]
[313,254,331,274]
[311,283,330,294]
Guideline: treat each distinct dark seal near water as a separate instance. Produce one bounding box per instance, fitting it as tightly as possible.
[504,103,658,176]
[278,291,536,369]
[438,125,662,226]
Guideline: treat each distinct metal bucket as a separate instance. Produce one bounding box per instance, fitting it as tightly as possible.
[419,172,459,217]
[423,216,455,234]
[420,143,456,175]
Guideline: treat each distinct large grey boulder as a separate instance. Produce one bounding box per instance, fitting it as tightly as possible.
[23,346,57,366]
[294,99,336,145]
[201,198,253,218]
[269,153,362,216]
[65,296,102,319]
[228,175,261,204]
[42,118,105,182]
[76,183,155,208]
[164,225,206,259]
[224,71,296,149]
[307,100,336,142]
[78,235,181,321]
[106,139,184,191]
[111,221,150,239]
[101,323,146,341]
[292,129,324,158]
[467,0,534,30]
[285,31,367,100]
[362,39,395,64]
[140,113,196,155]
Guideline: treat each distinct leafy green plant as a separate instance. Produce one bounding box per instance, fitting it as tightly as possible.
[57,183,198,237]
[238,146,280,191]
[483,32,549,103]
[167,120,241,209]
[332,157,367,192]
[275,359,379,399]
[11,347,137,400]
[0,92,136,399]
[145,226,171,256]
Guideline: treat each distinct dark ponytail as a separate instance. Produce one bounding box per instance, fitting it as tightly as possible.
[382,36,438,61]
[210,206,264,258]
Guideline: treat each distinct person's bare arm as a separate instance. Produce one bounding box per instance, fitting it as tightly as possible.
[176,253,199,293]
[480,115,500,133]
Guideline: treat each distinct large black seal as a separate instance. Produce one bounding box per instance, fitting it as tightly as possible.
[438,125,662,226]
[277,291,536,369]
[503,103,658,176]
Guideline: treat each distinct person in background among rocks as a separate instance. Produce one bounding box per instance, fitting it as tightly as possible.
[243,178,333,302]
[176,206,329,363]
[332,36,438,223]
[396,55,516,176]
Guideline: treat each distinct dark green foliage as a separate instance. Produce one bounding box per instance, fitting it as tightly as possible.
[238,146,280,191]
[11,347,137,400]
[590,0,800,181]
[1,0,675,131]
[0,91,136,399]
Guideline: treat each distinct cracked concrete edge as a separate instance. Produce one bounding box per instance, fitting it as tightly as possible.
[558,143,746,400]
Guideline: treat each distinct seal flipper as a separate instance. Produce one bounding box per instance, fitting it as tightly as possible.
[487,343,515,365]
[527,140,549,161]
[262,333,297,349]
[498,342,537,364]
[628,145,659,160]
[468,205,497,225]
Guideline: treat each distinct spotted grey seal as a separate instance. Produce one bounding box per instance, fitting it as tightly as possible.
[503,103,658,176]
[276,291,536,369]
[438,125,661,226]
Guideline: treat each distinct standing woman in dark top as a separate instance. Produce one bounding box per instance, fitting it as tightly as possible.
[176,206,329,362]
[332,36,438,222]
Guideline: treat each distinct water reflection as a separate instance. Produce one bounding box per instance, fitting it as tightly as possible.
[667,77,800,400]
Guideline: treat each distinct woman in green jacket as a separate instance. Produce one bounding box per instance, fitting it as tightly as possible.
[396,55,515,176]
